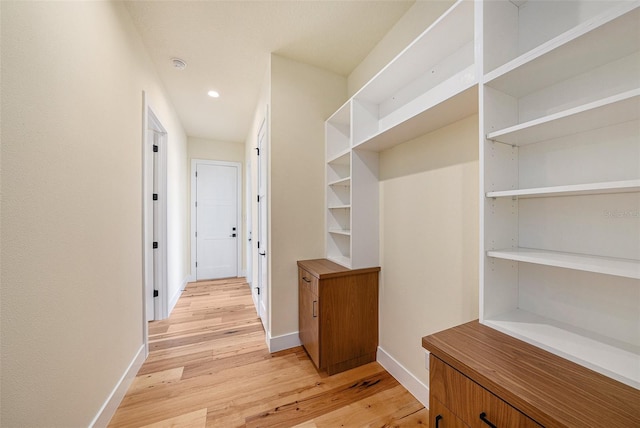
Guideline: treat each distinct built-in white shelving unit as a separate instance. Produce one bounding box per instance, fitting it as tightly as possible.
[325,0,478,269]
[325,0,639,389]
[326,126,353,267]
[481,0,640,389]
[352,0,477,152]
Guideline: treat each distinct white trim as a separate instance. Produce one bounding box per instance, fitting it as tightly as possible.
[167,276,189,316]
[181,275,191,291]
[190,159,243,280]
[376,346,430,408]
[141,92,149,356]
[90,345,145,428]
[267,331,302,353]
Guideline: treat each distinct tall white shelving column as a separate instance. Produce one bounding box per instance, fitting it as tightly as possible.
[480,0,640,389]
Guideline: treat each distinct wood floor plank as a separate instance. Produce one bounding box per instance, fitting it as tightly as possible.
[244,371,399,427]
[294,384,428,428]
[128,367,184,393]
[141,408,207,428]
[109,278,427,428]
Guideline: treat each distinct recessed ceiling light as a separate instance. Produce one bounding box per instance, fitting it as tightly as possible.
[171,58,187,70]
[207,90,220,98]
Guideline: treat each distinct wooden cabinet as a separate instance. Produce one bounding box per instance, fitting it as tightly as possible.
[423,321,640,428]
[297,259,380,375]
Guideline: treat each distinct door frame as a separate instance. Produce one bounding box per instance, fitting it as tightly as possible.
[190,159,242,281]
[141,92,169,354]
[245,159,253,287]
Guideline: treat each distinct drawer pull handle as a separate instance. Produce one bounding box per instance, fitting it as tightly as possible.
[435,415,443,428]
[313,300,317,317]
[479,412,497,428]
[302,277,311,283]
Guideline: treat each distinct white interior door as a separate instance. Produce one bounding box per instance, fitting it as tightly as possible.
[144,129,155,321]
[256,119,268,327]
[143,103,168,324]
[195,161,240,280]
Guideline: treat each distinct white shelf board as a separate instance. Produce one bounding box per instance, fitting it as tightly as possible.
[484,4,640,97]
[486,179,640,199]
[484,309,640,389]
[486,89,640,146]
[327,149,350,165]
[328,229,351,236]
[354,84,478,152]
[487,247,640,279]
[354,0,474,104]
[328,177,351,187]
[328,204,351,210]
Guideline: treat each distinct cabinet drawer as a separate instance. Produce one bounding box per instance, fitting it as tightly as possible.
[298,268,318,296]
[430,356,541,428]
[430,399,468,428]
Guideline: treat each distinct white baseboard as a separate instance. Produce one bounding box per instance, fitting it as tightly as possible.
[377,346,430,408]
[267,331,301,353]
[168,278,187,315]
[90,344,145,427]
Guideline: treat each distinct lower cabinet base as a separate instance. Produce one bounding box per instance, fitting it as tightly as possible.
[326,352,376,376]
[422,321,640,427]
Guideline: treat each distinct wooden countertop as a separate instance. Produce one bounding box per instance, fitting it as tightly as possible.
[297,259,380,279]
[422,320,640,427]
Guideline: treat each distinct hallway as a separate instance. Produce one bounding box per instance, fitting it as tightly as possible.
[109,278,428,427]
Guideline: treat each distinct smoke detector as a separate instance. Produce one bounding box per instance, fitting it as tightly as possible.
[171,58,187,70]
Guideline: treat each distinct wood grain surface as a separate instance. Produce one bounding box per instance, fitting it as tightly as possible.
[423,320,640,427]
[109,277,426,427]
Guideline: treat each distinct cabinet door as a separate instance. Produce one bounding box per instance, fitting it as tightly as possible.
[298,269,320,368]
[430,355,482,423]
[430,399,469,428]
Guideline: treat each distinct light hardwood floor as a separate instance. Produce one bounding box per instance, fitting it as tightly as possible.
[109,277,429,427]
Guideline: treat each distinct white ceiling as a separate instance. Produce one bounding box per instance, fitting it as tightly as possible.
[124,1,415,143]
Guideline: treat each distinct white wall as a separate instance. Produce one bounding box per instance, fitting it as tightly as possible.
[268,55,347,339]
[188,137,245,163]
[0,2,188,426]
[378,115,479,387]
[167,111,190,309]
